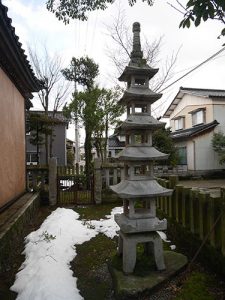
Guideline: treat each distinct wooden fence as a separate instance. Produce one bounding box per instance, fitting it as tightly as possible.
[157,178,225,257]
[26,165,48,192]
[57,167,94,205]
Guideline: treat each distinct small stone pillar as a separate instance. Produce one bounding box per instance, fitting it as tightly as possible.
[94,158,102,204]
[49,157,57,206]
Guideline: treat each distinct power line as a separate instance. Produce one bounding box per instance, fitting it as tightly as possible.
[152,45,225,114]
[158,46,225,94]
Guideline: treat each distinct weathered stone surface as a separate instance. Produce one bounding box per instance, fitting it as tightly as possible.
[110,179,172,198]
[120,114,165,131]
[0,193,40,273]
[110,21,173,275]
[109,251,188,300]
[118,231,166,274]
[115,214,167,233]
[49,157,57,206]
[117,146,169,161]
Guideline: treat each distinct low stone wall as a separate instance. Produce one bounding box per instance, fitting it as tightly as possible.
[0,193,40,274]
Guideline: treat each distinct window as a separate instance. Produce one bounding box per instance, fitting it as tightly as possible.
[192,109,205,126]
[174,117,184,130]
[26,153,38,165]
[177,147,187,165]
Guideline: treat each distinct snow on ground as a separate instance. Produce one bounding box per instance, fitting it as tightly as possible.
[11,206,175,300]
[86,206,122,238]
[11,208,97,300]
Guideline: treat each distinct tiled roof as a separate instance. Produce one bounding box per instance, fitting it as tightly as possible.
[108,136,125,148]
[163,87,225,118]
[171,120,219,141]
[0,1,41,102]
[180,87,225,98]
[30,111,69,124]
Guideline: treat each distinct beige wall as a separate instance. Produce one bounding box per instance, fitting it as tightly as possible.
[0,67,26,209]
[170,94,214,131]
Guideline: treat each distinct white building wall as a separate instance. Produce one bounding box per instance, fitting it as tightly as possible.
[213,104,225,133]
[193,131,223,171]
[170,94,213,131]
[168,94,225,172]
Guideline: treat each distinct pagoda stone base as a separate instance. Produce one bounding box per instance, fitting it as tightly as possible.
[108,251,188,300]
[118,230,165,274]
[115,213,167,233]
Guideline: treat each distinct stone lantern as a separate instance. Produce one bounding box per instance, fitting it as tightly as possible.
[110,22,173,274]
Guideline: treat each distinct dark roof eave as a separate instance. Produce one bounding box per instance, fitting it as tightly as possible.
[171,120,219,141]
[163,86,225,118]
[0,1,42,98]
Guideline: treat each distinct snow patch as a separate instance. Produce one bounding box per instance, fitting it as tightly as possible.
[11,208,97,300]
[86,206,123,238]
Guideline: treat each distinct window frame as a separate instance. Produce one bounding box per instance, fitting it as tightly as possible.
[174,117,185,131]
[191,109,205,127]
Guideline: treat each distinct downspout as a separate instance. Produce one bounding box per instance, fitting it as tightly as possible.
[193,140,196,171]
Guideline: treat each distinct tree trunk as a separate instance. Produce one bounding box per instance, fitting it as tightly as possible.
[49,111,56,158]
[44,103,49,165]
[84,127,92,189]
[103,116,109,161]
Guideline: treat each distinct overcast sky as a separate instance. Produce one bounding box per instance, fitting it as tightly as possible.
[3,0,225,141]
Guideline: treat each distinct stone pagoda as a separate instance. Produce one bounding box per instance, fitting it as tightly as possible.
[110,22,173,274]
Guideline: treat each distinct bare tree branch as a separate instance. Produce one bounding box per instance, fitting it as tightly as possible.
[105,6,179,93]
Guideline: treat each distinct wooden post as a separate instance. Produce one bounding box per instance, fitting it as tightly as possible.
[169,175,179,189]
[32,171,38,192]
[198,191,208,240]
[207,196,216,248]
[181,187,191,228]
[175,185,183,223]
[40,170,45,191]
[105,168,110,188]
[49,157,57,206]
[113,168,118,185]
[190,188,198,234]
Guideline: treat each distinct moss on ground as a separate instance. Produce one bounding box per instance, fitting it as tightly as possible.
[111,243,156,277]
[72,205,224,300]
[75,203,120,220]
[71,234,117,300]
[174,271,218,300]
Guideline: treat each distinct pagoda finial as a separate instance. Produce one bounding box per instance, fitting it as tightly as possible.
[130,22,143,64]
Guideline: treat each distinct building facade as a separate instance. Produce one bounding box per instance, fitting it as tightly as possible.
[26,111,68,166]
[163,87,225,173]
[0,1,41,211]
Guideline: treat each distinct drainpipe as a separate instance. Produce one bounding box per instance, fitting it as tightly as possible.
[193,140,196,171]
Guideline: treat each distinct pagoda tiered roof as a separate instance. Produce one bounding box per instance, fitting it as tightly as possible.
[117,146,168,161]
[119,114,165,131]
[118,65,159,82]
[119,86,162,104]
[110,179,172,198]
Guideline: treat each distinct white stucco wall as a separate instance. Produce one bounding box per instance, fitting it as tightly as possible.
[213,103,225,133]
[173,134,223,171]
[168,94,225,171]
[187,140,195,170]
[170,94,214,131]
